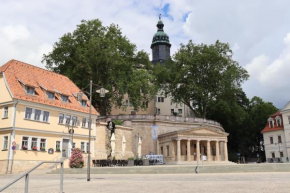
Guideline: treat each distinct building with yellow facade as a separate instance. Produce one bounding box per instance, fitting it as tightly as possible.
[0,59,99,173]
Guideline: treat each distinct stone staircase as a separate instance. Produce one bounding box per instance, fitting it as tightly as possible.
[47,163,290,174]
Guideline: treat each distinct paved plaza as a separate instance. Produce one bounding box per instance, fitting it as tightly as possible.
[0,172,290,193]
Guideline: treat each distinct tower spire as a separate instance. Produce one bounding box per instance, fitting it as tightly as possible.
[159,14,161,20]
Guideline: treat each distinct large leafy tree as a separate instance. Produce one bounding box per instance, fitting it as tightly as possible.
[154,40,249,118]
[43,19,156,115]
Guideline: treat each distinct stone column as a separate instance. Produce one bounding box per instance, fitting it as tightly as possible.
[207,140,211,161]
[177,139,181,162]
[216,140,220,161]
[157,139,160,155]
[187,139,191,161]
[224,141,228,161]
[196,140,200,163]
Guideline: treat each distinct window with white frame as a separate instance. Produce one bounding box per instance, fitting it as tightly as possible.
[81,142,85,153]
[156,108,161,115]
[25,86,35,95]
[288,116,290,124]
[40,139,46,151]
[73,142,76,149]
[61,95,69,103]
[280,151,284,157]
[178,109,182,114]
[72,116,78,126]
[3,136,8,150]
[65,115,71,125]
[46,91,55,100]
[34,109,41,121]
[271,152,275,158]
[59,113,64,124]
[171,109,174,115]
[158,97,164,102]
[56,141,61,151]
[22,137,29,150]
[86,143,89,153]
[278,136,282,143]
[25,107,32,119]
[124,99,132,107]
[31,138,38,150]
[43,111,49,122]
[3,106,8,118]
[270,137,273,144]
[82,118,87,127]
[277,118,281,127]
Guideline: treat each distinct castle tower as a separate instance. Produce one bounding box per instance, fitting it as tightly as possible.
[151,15,171,64]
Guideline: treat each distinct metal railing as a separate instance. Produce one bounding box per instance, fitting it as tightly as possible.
[0,161,64,193]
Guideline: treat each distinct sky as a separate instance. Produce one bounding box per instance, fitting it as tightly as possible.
[1,0,290,108]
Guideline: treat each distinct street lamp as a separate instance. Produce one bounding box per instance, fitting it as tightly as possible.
[275,142,281,161]
[77,80,108,182]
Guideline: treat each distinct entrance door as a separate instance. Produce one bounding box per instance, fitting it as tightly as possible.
[62,139,69,157]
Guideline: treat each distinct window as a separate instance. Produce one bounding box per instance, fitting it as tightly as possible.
[73,143,76,149]
[178,109,182,114]
[22,137,28,150]
[166,145,169,156]
[160,146,163,155]
[288,116,290,124]
[59,114,64,124]
[278,136,282,144]
[34,109,41,121]
[277,119,281,127]
[142,101,148,108]
[271,152,275,158]
[82,118,87,127]
[81,142,85,153]
[171,109,174,115]
[158,97,164,102]
[72,116,78,126]
[61,95,69,103]
[43,111,49,122]
[56,141,61,151]
[269,121,274,128]
[31,138,38,150]
[25,108,32,119]
[86,143,89,153]
[270,137,273,144]
[65,115,71,125]
[25,86,35,95]
[3,106,8,118]
[46,91,55,100]
[3,136,8,150]
[156,108,160,115]
[81,100,87,107]
[124,100,132,107]
[280,152,284,157]
[40,139,46,150]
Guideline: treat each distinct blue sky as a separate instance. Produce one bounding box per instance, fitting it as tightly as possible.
[1,0,290,108]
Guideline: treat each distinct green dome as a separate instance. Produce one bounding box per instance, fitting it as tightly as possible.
[151,19,171,48]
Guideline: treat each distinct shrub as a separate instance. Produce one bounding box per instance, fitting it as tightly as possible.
[128,156,134,160]
[69,148,84,168]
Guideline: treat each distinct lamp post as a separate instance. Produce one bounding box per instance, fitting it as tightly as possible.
[275,142,281,161]
[78,80,108,182]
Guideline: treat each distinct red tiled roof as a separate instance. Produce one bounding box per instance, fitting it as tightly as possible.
[261,111,283,133]
[0,59,98,115]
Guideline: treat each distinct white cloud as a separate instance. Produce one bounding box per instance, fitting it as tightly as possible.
[244,33,290,107]
[2,25,30,42]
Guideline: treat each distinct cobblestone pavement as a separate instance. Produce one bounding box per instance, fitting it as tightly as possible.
[0,172,289,193]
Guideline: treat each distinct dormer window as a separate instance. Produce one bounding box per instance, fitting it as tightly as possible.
[268,118,274,128]
[275,116,282,127]
[61,95,69,103]
[25,86,35,95]
[81,100,87,107]
[46,91,55,100]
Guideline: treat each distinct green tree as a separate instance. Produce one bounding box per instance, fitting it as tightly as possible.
[43,19,156,115]
[154,40,249,118]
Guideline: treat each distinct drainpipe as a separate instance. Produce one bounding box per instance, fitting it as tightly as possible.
[6,100,18,174]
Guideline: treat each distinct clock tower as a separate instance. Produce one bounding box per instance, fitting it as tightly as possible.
[151,15,171,64]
